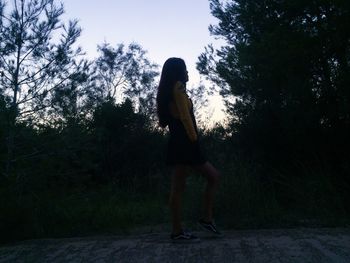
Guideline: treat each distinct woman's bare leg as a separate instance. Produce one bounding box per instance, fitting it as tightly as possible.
[193,161,221,222]
[169,165,188,235]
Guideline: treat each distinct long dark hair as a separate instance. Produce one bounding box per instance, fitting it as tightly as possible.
[156,57,187,128]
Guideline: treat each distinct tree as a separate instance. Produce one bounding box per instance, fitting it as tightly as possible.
[91,98,152,185]
[0,0,84,176]
[49,60,93,129]
[93,42,159,119]
[197,0,350,159]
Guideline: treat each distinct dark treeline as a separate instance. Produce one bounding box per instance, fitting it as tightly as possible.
[1,0,349,244]
[198,0,350,206]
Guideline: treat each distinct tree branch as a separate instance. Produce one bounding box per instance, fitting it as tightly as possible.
[17,58,55,85]
[0,70,13,83]
[0,13,12,23]
[18,70,75,106]
[0,54,13,71]
[18,104,50,117]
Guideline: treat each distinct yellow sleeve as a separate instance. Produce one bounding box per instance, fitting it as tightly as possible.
[173,82,198,142]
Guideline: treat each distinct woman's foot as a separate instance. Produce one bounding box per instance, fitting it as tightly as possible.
[198,219,223,236]
[170,230,200,243]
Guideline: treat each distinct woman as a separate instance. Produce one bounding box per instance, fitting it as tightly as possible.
[156,57,221,242]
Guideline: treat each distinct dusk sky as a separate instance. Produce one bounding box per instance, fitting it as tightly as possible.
[62,0,226,124]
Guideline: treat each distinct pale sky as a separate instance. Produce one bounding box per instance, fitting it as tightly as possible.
[62,0,226,125]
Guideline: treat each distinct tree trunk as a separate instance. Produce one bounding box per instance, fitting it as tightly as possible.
[5,15,23,177]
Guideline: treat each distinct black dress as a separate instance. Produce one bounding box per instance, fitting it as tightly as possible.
[165,99,207,166]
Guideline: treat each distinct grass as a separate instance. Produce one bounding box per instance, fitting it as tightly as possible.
[0,183,168,245]
[183,156,349,230]
[1,158,349,245]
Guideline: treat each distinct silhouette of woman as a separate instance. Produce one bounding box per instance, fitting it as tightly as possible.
[156,57,222,242]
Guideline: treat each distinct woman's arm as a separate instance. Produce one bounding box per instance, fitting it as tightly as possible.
[173,81,198,142]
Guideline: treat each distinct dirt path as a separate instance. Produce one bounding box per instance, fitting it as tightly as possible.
[1,227,350,262]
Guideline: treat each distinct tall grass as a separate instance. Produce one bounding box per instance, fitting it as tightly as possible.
[0,183,168,245]
[181,153,349,230]
[1,154,349,245]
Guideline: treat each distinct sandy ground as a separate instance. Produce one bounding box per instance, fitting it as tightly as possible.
[1,227,350,262]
